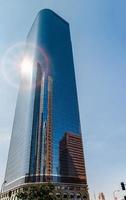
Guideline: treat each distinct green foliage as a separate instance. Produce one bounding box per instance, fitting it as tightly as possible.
[16,183,56,200]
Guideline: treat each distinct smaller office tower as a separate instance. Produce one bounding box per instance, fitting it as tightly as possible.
[59,132,87,184]
[98,193,106,200]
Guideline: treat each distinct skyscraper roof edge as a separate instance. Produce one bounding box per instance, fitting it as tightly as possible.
[38,8,69,26]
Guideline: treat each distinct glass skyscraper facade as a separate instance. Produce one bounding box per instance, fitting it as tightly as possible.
[3,9,88,196]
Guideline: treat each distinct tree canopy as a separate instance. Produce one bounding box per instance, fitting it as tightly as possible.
[16,183,56,200]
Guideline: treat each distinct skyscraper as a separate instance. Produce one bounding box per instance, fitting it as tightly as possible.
[1,9,89,199]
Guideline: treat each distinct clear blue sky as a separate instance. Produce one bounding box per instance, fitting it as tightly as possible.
[0,0,126,199]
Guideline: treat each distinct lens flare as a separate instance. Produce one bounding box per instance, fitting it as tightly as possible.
[1,42,50,89]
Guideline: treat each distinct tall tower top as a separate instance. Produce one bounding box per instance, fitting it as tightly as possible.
[37,8,69,25]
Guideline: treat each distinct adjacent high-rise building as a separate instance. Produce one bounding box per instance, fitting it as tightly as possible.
[1,8,89,199]
[98,193,106,200]
[60,132,87,184]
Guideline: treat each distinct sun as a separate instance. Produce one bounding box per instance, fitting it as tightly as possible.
[21,57,33,75]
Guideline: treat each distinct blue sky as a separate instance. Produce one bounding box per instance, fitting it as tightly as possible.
[0,0,126,199]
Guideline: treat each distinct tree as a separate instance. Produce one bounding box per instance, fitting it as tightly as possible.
[16,183,56,200]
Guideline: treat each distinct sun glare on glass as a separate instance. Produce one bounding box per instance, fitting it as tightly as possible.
[21,57,33,75]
